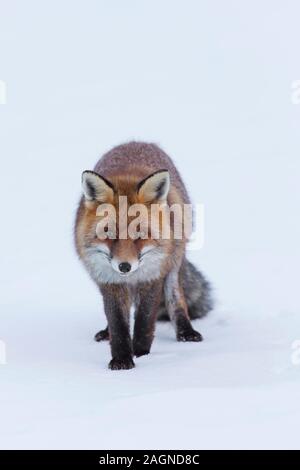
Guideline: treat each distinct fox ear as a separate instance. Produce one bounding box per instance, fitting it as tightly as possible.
[137,169,170,203]
[82,171,114,202]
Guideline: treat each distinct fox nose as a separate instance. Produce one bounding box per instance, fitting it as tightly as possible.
[119,262,131,274]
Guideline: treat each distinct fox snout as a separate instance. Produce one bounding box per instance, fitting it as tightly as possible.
[92,239,160,279]
[109,238,140,276]
[111,256,140,276]
[118,262,131,273]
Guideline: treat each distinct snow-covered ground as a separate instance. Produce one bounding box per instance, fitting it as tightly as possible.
[0,0,300,449]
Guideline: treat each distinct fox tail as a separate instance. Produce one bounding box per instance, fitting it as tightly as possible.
[157,258,213,321]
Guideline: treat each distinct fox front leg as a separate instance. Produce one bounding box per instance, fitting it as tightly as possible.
[133,281,163,357]
[100,285,134,370]
[164,269,203,342]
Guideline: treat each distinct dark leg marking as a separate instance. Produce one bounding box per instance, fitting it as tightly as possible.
[164,268,203,342]
[175,309,203,342]
[100,285,135,370]
[133,281,163,357]
[94,326,109,342]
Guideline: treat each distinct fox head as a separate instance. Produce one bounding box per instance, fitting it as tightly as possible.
[76,169,175,284]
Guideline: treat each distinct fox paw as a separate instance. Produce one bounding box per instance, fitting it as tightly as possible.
[177,328,203,342]
[108,357,135,370]
[94,328,109,342]
[134,348,150,358]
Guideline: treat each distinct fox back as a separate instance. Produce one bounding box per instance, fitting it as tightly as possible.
[94,141,190,204]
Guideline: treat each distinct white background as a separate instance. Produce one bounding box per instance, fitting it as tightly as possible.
[0,0,300,449]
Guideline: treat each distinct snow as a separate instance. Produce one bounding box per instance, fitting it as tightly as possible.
[0,0,300,450]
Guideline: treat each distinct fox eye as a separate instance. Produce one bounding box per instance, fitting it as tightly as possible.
[106,230,115,239]
[102,226,115,238]
[134,230,147,240]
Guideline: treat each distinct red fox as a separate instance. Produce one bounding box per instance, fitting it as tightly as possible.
[75,142,213,370]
